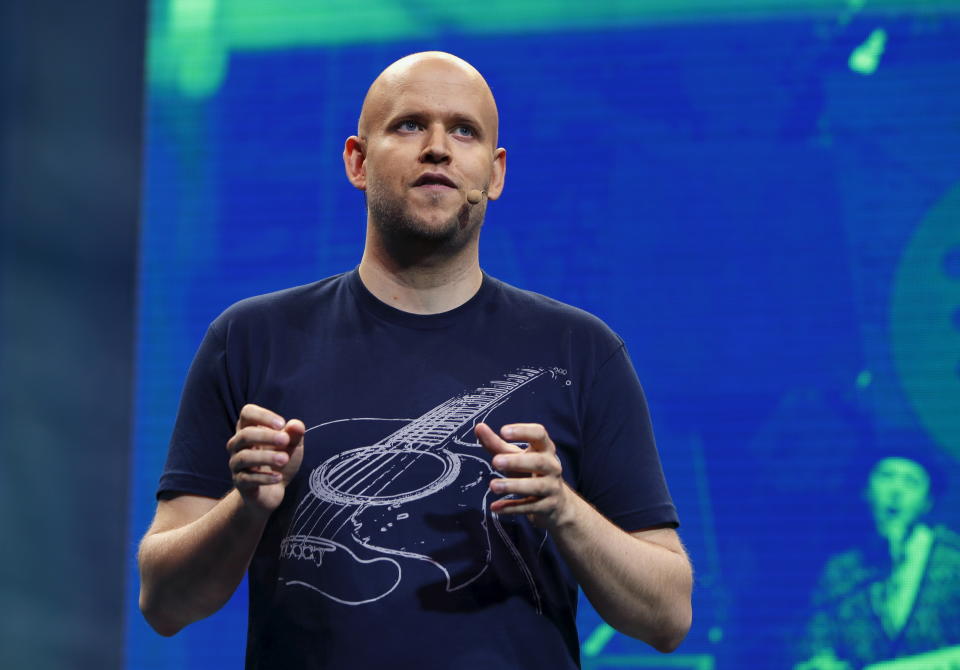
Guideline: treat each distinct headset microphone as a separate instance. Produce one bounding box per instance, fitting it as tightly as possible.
[466,189,486,205]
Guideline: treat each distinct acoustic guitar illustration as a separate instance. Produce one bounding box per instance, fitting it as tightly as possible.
[278,367,562,606]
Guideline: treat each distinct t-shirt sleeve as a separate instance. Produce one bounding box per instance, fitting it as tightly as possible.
[577,343,678,531]
[157,321,239,500]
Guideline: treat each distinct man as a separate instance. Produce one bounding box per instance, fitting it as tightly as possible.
[138,52,692,669]
[795,456,960,670]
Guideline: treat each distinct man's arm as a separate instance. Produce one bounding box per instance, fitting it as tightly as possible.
[549,505,691,652]
[138,491,265,635]
[138,404,305,636]
[475,422,693,653]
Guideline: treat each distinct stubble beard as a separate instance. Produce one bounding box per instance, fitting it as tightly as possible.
[366,182,483,261]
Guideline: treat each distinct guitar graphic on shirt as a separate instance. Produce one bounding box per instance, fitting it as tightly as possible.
[278,367,563,607]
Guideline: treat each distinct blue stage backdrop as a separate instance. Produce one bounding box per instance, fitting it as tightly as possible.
[126,2,960,668]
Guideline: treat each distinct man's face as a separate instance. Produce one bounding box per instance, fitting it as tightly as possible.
[345,57,506,250]
[866,457,932,540]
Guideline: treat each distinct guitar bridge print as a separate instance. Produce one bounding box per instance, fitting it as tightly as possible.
[278,367,565,608]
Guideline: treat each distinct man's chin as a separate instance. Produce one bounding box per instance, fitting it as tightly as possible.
[385,215,461,242]
[381,204,475,238]
[368,192,481,253]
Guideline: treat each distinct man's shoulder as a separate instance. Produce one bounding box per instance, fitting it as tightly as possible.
[811,546,883,606]
[491,277,622,343]
[934,524,960,551]
[211,272,349,329]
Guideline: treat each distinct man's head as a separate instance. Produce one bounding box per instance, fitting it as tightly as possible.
[343,52,506,258]
[865,456,932,541]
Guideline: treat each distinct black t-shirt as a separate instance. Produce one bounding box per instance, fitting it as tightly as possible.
[159,269,678,669]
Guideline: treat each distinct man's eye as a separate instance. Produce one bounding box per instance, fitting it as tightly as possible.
[398,121,421,132]
[453,125,475,137]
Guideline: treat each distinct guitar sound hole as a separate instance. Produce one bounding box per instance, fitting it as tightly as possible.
[310,446,462,507]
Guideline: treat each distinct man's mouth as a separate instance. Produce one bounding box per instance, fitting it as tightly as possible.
[412,173,457,189]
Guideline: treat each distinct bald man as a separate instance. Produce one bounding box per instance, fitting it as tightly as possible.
[138,52,692,669]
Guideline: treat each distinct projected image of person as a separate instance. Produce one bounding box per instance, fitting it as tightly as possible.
[795,456,960,670]
[136,52,692,669]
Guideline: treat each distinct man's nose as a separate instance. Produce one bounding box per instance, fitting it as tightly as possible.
[419,124,451,164]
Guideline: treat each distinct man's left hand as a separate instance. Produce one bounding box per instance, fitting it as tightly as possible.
[475,422,571,530]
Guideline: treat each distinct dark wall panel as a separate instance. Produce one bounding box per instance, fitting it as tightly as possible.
[0,2,145,668]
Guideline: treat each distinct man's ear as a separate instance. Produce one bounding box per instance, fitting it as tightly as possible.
[343,136,367,190]
[485,147,507,200]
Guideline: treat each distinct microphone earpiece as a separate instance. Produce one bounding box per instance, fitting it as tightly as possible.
[466,189,486,205]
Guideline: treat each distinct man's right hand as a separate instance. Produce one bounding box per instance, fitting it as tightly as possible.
[139,403,305,634]
[226,403,305,514]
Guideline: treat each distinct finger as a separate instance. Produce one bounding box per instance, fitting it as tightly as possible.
[234,470,283,487]
[490,452,561,476]
[490,476,559,498]
[230,447,290,474]
[475,422,524,456]
[499,423,555,453]
[237,426,290,447]
[490,496,553,516]
[237,404,286,430]
[227,426,290,454]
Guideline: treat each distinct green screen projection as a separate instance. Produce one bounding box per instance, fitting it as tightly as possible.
[126,0,960,668]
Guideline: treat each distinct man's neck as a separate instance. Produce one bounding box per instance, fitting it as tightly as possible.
[358,244,483,315]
